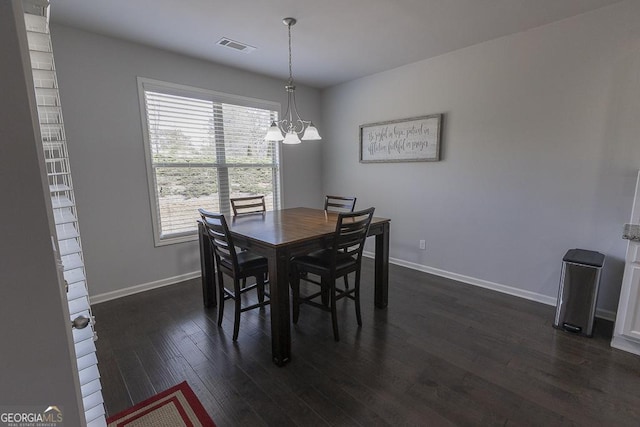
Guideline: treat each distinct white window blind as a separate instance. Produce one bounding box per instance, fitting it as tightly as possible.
[24,11,106,427]
[138,78,281,245]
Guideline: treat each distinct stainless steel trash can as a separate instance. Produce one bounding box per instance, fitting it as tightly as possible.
[553,249,605,337]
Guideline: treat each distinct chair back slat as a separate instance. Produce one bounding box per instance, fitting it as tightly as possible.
[198,208,239,271]
[333,207,375,261]
[231,195,266,216]
[324,195,357,213]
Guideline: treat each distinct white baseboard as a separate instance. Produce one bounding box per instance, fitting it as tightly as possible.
[90,256,619,322]
[90,271,201,305]
[596,308,617,322]
[611,336,640,356]
[363,252,617,321]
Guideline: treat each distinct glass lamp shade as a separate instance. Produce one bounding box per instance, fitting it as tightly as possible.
[282,131,301,144]
[264,122,284,141]
[301,123,322,140]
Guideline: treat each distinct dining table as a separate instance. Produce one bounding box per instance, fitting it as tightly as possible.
[198,207,390,366]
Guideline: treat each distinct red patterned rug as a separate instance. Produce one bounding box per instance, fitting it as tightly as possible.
[106,381,216,426]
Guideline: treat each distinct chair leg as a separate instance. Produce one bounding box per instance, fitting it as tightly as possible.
[257,273,265,304]
[354,270,362,326]
[291,267,300,324]
[233,279,241,341]
[321,278,330,307]
[217,270,225,327]
[328,277,340,341]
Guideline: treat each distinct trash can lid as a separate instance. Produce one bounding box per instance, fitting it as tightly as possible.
[563,249,605,267]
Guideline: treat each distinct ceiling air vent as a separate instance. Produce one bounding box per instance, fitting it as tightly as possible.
[216,37,256,54]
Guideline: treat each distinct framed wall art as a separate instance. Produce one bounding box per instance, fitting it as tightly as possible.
[359,114,442,163]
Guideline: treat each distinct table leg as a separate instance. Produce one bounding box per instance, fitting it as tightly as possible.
[198,221,216,307]
[374,221,389,308]
[268,248,291,366]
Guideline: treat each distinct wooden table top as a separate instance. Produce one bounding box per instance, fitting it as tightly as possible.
[228,207,389,247]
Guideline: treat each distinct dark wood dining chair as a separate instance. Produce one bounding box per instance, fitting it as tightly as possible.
[198,208,270,341]
[324,195,357,213]
[324,195,357,289]
[230,195,267,287]
[230,195,266,216]
[289,207,375,341]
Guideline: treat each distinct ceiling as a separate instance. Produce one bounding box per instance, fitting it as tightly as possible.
[49,0,623,89]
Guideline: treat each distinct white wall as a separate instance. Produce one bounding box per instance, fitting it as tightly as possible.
[49,25,323,297]
[321,1,640,314]
[0,1,84,422]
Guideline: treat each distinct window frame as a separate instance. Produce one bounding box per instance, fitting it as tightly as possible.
[137,77,283,246]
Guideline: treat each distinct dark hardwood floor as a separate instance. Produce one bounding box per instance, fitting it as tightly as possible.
[93,259,640,426]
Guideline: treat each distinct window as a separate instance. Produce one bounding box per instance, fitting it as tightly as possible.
[138,78,281,245]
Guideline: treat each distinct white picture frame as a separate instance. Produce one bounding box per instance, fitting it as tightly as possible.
[359,114,442,163]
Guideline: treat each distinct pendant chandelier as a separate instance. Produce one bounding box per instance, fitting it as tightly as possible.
[264,17,321,144]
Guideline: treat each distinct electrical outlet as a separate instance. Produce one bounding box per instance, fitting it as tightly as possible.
[419,240,426,250]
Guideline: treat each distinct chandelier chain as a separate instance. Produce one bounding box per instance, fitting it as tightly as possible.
[288,22,293,84]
